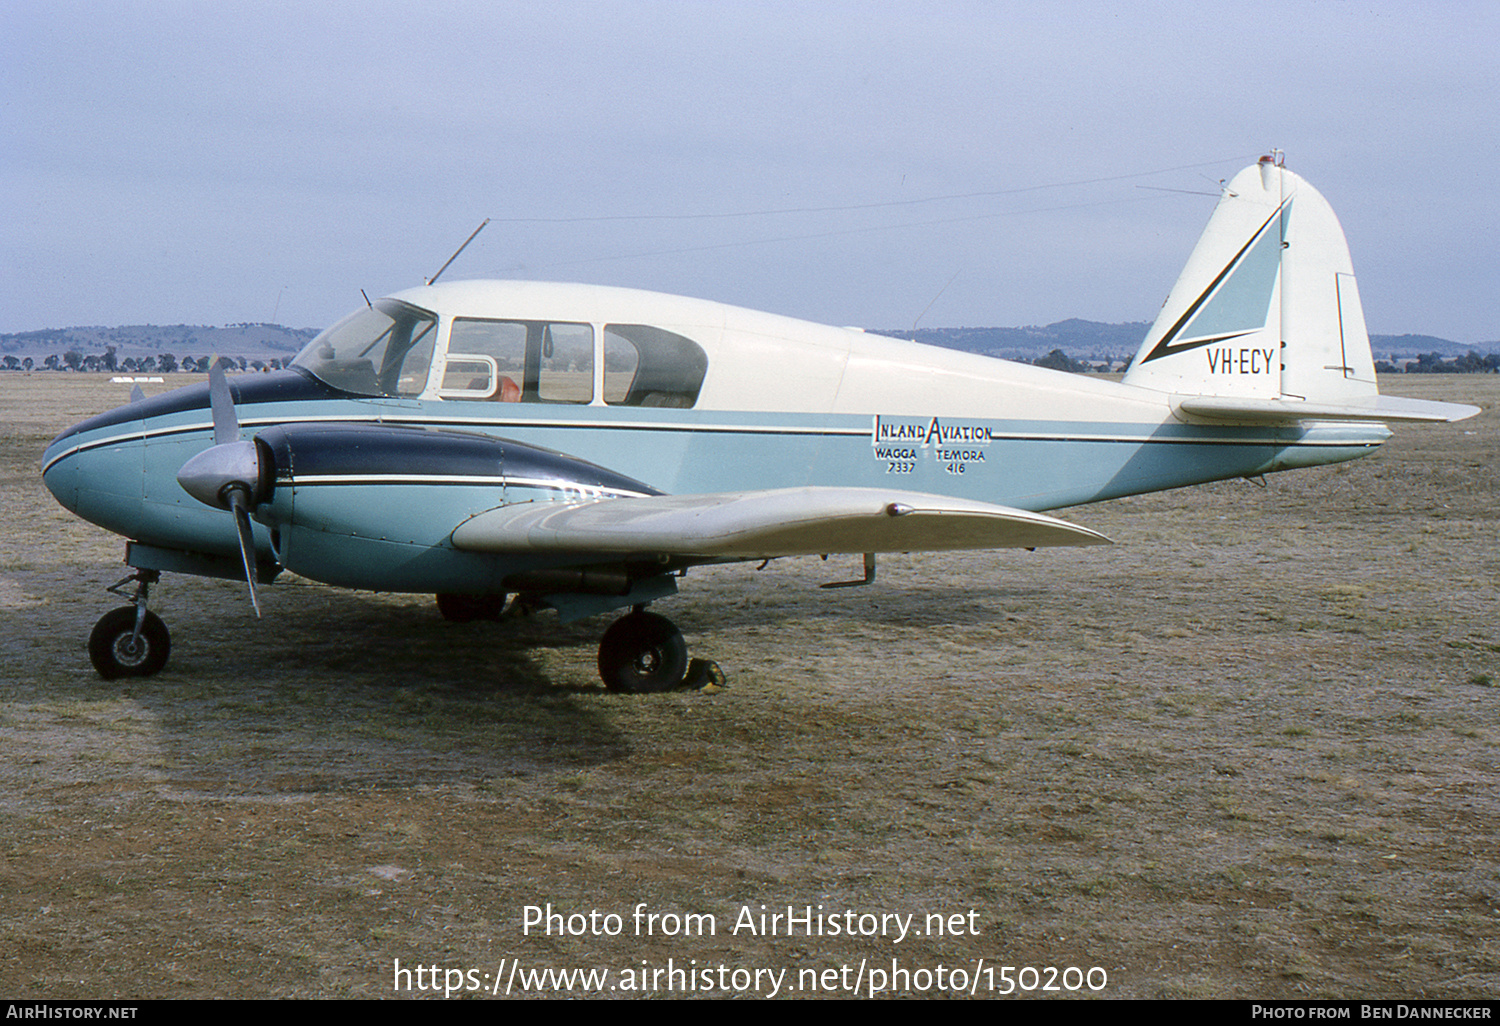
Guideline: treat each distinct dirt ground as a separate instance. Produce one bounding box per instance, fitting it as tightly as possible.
[1,372,1495,999]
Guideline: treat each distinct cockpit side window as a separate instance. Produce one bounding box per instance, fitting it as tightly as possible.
[441,319,593,404]
[293,299,438,397]
[603,325,707,408]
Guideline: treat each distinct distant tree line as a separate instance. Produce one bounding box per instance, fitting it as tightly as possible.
[1375,351,1500,373]
[1,349,288,373]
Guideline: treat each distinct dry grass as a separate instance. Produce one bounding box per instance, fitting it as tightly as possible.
[1,372,1496,998]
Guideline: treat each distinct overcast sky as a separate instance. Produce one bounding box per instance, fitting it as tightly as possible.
[4,1,1496,342]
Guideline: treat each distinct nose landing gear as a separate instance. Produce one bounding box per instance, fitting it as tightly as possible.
[89,570,171,679]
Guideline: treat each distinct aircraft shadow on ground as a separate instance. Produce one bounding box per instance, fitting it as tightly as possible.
[7,581,636,791]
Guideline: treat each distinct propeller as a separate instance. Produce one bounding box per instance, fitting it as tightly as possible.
[176,362,269,616]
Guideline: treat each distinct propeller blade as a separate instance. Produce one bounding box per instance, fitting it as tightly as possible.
[204,361,260,617]
[209,361,238,446]
[226,488,261,618]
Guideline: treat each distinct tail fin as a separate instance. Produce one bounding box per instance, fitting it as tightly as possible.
[1123,155,1477,424]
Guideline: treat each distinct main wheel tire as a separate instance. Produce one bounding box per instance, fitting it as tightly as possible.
[597,611,688,693]
[88,607,171,680]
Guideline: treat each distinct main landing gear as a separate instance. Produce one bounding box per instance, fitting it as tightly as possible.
[89,570,171,680]
[598,609,687,692]
[596,607,725,694]
[437,594,725,693]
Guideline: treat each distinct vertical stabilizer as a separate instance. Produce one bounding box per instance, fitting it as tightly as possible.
[1123,156,1378,405]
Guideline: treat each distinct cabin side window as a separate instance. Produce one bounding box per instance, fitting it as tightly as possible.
[441,319,593,404]
[602,325,708,408]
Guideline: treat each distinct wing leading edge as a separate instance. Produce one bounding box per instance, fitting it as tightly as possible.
[450,486,1110,559]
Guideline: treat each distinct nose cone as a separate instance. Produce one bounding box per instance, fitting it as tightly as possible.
[41,432,84,515]
[42,382,174,518]
[42,426,147,534]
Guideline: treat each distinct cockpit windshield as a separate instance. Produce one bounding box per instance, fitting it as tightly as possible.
[292,299,438,397]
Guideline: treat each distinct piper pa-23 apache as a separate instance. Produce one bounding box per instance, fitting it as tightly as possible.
[43,156,1478,691]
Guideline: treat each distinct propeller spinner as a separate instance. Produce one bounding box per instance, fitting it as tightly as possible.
[175,364,271,615]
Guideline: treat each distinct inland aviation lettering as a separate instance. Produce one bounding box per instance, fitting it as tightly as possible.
[872,416,994,448]
[872,417,993,473]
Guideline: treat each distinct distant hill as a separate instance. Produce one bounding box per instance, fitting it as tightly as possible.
[1364,334,1499,361]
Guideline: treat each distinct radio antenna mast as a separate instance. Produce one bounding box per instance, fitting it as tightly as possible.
[427,219,490,285]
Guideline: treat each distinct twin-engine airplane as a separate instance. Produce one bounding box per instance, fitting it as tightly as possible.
[42,156,1478,690]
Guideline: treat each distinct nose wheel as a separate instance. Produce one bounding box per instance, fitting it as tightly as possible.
[89,571,170,679]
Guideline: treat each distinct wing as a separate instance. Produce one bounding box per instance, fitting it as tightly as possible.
[450,486,1109,559]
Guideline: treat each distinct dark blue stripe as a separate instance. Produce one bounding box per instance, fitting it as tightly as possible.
[47,369,346,445]
[258,422,664,496]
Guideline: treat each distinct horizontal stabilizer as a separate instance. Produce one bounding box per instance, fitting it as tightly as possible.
[1177,393,1480,424]
[451,486,1110,559]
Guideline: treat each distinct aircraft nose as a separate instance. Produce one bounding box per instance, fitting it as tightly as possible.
[41,441,81,514]
[42,428,90,514]
[41,429,146,533]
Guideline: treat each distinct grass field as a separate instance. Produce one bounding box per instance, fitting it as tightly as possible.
[1,372,1496,999]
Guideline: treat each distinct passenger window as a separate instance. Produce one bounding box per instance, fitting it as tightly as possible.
[602,325,707,408]
[440,319,592,403]
[537,323,593,403]
[603,332,640,403]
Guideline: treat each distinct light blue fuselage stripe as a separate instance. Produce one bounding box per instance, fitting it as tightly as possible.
[45,395,1384,520]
